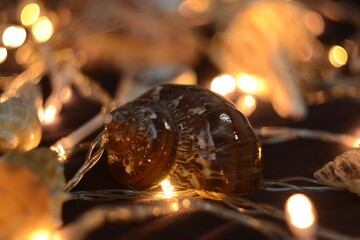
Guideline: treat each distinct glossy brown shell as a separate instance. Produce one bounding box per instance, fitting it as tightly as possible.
[105,84,263,194]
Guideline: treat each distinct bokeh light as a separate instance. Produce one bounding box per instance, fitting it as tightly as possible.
[236,73,267,95]
[20,3,41,26]
[0,47,7,64]
[32,17,54,43]
[235,94,257,117]
[39,105,57,124]
[286,194,316,230]
[210,74,236,95]
[329,45,348,67]
[2,26,27,48]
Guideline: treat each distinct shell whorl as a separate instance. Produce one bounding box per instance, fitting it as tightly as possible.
[105,99,177,190]
[0,97,42,153]
[105,84,263,194]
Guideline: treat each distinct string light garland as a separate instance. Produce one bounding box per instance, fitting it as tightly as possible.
[0,0,359,240]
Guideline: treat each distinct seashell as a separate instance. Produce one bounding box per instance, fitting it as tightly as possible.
[104,84,263,194]
[0,148,68,239]
[0,97,42,153]
[314,148,360,195]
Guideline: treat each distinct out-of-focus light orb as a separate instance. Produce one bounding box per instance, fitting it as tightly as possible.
[0,47,7,64]
[354,139,360,148]
[2,26,27,48]
[32,17,54,43]
[236,73,266,95]
[28,228,52,240]
[286,194,316,229]
[235,94,257,117]
[39,105,57,124]
[304,10,324,36]
[329,45,348,68]
[20,3,41,26]
[210,74,236,96]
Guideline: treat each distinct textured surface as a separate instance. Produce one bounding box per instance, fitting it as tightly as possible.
[0,97,42,153]
[314,148,360,195]
[105,84,262,193]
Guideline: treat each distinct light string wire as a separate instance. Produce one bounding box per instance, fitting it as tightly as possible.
[62,123,360,240]
[64,130,106,191]
[59,197,292,240]
[68,186,357,240]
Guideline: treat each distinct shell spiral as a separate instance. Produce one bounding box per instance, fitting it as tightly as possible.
[0,97,42,153]
[105,84,262,194]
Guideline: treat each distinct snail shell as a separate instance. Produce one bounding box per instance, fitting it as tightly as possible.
[0,97,42,153]
[105,84,262,194]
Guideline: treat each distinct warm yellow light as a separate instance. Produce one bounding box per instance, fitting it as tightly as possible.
[354,139,360,148]
[210,74,236,96]
[304,10,325,36]
[32,17,54,43]
[235,94,257,117]
[50,143,67,162]
[28,228,52,240]
[40,105,57,124]
[329,45,348,67]
[236,73,266,95]
[170,202,179,212]
[160,179,174,198]
[0,47,7,64]
[2,26,27,48]
[286,194,316,235]
[20,3,41,26]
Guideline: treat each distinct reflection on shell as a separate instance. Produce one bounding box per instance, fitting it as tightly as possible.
[314,148,360,195]
[0,148,68,239]
[0,97,42,153]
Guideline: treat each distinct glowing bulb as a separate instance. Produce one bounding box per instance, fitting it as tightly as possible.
[28,228,52,240]
[170,202,179,212]
[0,47,7,64]
[235,94,257,117]
[160,179,174,198]
[354,139,360,148]
[20,3,41,26]
[32,17,54,43]
[329,45,348,67]
[50,143,67,162]
[285,194,317,238]
[236,73,266,95]
[210,74,236,96]
[2,26,27,48]
[40,105,57,124]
